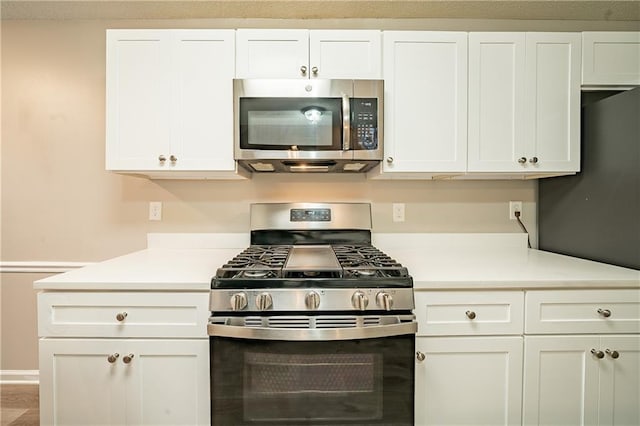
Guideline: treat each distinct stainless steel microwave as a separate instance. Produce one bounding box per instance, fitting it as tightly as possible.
[233,79,383,173]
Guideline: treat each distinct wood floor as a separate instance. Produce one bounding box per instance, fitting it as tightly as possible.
[0,384,39,426]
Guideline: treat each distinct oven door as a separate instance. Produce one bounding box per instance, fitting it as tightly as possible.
[209,322,415,426]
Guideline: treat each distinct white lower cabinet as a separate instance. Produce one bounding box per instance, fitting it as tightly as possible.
[523,289,640,426]
[37,291,210,426]
[523,335,640,426]
[39,339,209,426]
[414,291,524,425]
[415,336,523,426]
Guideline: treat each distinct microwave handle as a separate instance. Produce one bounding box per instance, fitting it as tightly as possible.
[342,94,350,151]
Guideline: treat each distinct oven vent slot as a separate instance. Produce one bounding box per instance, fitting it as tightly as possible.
[363,316,383,326]
[268,317,311,328]
[315,316,358,328]
[244,317,263,327]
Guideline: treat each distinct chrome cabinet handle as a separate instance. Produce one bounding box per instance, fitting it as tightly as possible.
[518,157,527,164]
[107,353,119,364]
[158,155,166,163]
[116,312,127,322]
[123,354,135,364]
[416,351,426,362]
[591,348,605,359]
[529,157,539,164]
[598,308,612,318]
[300,65,307,76]
[386,157,394,164]
[169,155,177,163]
[606,349,620,359]
[466,310,477,320]
[311,66,318,76]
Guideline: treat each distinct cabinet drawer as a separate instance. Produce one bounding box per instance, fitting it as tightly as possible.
[38,292,209,338]
[415,291,524,336]
[525,290,640,334]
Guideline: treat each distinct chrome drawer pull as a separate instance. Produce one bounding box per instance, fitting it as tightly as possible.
[416,351,426,362]
[465,310,476,320]
[591,348,605,359]
[107,353,119,364]
[123,354,135,364]
[597,308,612,318]
[116,312,128,322]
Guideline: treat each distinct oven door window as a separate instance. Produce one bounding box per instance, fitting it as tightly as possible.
[239,98,343,151]
[211,335,414,425]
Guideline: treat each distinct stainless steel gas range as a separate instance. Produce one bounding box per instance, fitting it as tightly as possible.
[208,203,417,426]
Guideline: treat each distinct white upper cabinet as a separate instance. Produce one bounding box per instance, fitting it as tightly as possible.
[106,29,243,178]
[309,30,382,79]
[468,33,526,173]
[468,32,581,174]
[380,31,468,175]
[236,29,381,79]
[582,32,640,86]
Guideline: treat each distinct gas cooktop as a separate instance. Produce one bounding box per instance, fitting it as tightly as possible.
[214,244,409,281]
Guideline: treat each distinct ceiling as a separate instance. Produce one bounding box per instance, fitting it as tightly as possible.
[1,0,639,21]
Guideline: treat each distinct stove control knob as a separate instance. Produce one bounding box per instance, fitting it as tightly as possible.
[305,291,321,310]
[351,291,369,311]
[376,292,394,311]
[230,292,248,311]
[255,292,273,311]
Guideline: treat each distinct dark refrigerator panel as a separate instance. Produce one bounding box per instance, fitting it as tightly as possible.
[538,88,639,270]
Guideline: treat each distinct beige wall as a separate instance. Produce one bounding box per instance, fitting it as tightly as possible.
[1,17,635,371]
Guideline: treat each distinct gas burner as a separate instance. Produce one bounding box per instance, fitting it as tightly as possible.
[351,269,377,277]
[244,270,270,279]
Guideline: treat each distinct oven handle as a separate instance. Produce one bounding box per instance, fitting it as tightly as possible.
[208,322,417,341]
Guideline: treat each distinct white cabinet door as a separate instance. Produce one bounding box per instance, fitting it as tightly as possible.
[523,336,600,425]
[582,32,640,86]
[468,33,527,172]
[236,29,381,79]
[309,30,381,79]
[125,339,210,426]
[524,33,581,173]
[382,32,467,174]
[415,336,523,426]
[39,338,209,426]
[106,30,172,171]
[598,335,640,426]
[235,29,309,78]
[39,339,127,426]
[170,30,236,171]
[106,29,238,175]
[468,32,580,173]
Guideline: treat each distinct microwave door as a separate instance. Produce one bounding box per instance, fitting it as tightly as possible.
[239,98,343,151]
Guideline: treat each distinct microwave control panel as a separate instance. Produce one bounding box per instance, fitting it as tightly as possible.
[351,98,378,150]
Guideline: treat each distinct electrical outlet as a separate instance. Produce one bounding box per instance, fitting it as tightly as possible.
[149,201,162,221]
[392,203,405,222]
[509,201,522,220]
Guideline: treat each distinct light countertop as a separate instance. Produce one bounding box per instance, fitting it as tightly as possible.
[34,233,639,291]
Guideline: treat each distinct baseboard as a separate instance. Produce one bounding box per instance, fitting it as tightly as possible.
[0,370,39,384]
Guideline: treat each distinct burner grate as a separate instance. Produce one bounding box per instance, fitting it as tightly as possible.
[215,244,409,280]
